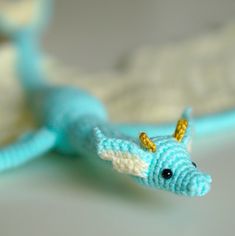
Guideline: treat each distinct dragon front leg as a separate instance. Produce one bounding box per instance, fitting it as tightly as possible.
[0,127,57,172]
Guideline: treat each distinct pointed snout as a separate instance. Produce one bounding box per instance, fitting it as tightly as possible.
[187,174,212,197]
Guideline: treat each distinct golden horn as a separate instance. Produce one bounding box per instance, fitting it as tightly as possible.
[139,132,156,152]
[173,119,188,142]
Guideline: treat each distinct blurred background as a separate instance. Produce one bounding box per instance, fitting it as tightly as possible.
[46,0,235,71]
[0,0,235,235]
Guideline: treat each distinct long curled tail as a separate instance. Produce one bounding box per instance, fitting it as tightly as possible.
[0,0,53,93]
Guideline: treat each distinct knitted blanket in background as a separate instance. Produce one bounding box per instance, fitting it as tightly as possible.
[0,22,235,145]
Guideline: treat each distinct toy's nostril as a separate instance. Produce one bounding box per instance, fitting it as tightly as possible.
[187,174,212,196]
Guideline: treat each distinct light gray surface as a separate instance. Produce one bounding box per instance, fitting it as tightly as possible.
[0,133,234,236]
[1,1,235,236]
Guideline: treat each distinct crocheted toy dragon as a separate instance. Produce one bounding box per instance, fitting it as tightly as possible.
[2,0,235,197]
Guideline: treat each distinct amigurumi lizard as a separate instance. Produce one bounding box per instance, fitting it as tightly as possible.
[1,0,230,197]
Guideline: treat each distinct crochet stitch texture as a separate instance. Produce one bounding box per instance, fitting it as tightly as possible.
[0,0,218,197]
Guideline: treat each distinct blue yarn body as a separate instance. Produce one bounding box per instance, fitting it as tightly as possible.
[29,86,108,154]
[2,0,235,197]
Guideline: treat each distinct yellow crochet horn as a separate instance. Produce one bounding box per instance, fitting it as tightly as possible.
[173,119,188,142]
[139,132,156,152]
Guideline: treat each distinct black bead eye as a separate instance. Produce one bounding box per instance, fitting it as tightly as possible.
[161,169,173,179]
[192,162,197,168]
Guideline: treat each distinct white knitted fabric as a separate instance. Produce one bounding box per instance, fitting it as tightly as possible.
[0,0,39,28]
[0,23,235,144]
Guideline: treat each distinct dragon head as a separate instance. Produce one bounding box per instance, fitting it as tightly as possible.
[95,108,212,197]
